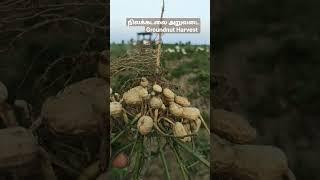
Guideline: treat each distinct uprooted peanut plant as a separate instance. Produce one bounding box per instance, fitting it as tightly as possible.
[110,45,210,179]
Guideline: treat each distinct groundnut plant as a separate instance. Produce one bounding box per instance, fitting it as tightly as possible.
[110,48,210,179]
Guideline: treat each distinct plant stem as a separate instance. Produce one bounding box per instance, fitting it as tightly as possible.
[199,115,210,134]
[158,137,171,180]
[111,113,141,144]
[169,138,189,180]
[111,130,125,144]
[186,161,200,169]
[129,132,138,158]
[173,139,210,168]
[156,0,165,73]
[112,141,134,158]
[133,136,144,180]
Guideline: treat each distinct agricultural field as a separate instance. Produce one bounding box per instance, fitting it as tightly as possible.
[110,43,210,179]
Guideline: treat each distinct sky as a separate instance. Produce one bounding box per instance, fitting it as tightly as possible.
[111,0,210,45]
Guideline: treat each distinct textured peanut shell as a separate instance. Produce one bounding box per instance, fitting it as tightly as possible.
[174,122,190,142]
[123,86,148,106]
[163,88,175,99]
[169,102,183,117]
[165,97,175,103]
[149,97,163,109]
[183,123,192,135]
[212,134,295,180]
[175,96,190,107]
[0,127,38,170]
[153,84,162,93]
[190,117,201,133]
[41,94,102,135]
[57,77,107,114]
[212,109,257,144]
[110,102,122,117]
[161,104,166,110]
[181,107,200,121]
[140,77,149,87]
[137,86,149,98]
[137,116,154,135]
[123,90,141,105]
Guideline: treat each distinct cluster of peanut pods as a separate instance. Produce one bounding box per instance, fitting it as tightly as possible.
[110,77,209,142]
